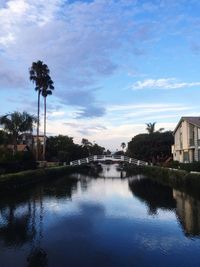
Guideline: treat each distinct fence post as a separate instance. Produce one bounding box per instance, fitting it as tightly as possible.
[137,160,140,166]
[86,158,89,163]
[78,160,81,165]
[129,158,132,163]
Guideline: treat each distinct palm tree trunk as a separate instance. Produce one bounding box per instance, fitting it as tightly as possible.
[43,97,46,161]
[36,91,40,161]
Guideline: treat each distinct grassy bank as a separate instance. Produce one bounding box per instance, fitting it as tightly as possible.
[0,165,91,190]
[125,165,200,198]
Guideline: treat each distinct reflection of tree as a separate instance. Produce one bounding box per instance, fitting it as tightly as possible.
[129,178,176,215]
[0,176,78,266]
[43,176,78,198]
[173,190,200,237]
[27,248,47,267]
[0,201,35,246]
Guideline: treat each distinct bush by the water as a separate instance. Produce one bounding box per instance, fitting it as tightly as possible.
[0,149,36,174]
[166,161,200,172]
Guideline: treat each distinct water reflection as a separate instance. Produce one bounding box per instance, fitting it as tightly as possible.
[98,164,126,178]
[173,190,200,237]
[1,166,200,267]
[129,176,200,237]
[0,176,78,267]
[128,177,176,215]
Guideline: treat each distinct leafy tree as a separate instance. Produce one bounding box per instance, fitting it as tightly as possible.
[0,112,37,153]
[46,135,105,162]
[105,149,111,155]
[114,150,124,155]
[29,60,54,160]
[0,130,11,145]
[46,135,85,163]
[127,131,173,163]
[81,138,92,155]
[90,143,105,155]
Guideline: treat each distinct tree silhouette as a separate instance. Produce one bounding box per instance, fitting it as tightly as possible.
[0,112,37,153]
[121,142,126,151]
[29,60,54,160]
[146,122,164,134]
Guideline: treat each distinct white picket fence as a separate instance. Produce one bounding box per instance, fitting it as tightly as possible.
[70,155,148,166]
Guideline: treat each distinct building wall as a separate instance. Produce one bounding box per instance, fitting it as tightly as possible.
[173,120,200,163]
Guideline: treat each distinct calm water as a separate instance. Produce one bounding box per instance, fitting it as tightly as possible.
[0,164,200,267]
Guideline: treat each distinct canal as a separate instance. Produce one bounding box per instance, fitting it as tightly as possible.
[0,164,200,267]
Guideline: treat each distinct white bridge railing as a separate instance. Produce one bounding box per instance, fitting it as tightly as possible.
[70,155,148,166]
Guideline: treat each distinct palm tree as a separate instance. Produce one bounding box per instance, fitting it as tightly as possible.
[41,75,54,161]
[146,122,156,134]
[0,111,37,153]
[146,122,164,134]
[29,61,53,161]
[121,142,126,151]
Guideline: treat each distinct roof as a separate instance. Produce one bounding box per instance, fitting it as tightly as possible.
[6,144,30,152]
[174,117,200,134]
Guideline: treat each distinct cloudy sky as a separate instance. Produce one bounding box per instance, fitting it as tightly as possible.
[0,0,200,150]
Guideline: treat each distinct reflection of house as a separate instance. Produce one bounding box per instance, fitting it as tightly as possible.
[172,117,200,163]
[173,190,200,236]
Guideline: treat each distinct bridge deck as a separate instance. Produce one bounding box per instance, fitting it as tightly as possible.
[70,155,148,166]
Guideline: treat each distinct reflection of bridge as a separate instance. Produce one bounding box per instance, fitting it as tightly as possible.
[70,155,148,166]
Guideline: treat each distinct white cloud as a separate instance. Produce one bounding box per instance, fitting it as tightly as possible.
[37,101,198,150]
[131,78,200,90]
[0,0,170,117]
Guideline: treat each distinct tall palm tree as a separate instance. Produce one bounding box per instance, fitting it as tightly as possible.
[29,61,52,161]
[41,75,54,161]
[0,111,37,153]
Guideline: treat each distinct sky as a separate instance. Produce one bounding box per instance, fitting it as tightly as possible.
[0,0,200,150]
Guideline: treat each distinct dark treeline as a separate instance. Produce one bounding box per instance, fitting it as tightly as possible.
[127,128,174,164]
[46,136,105,163]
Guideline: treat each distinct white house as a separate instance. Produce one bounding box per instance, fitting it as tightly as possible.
[173,117,200,163]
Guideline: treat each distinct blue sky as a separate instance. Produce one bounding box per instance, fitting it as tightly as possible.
[1,0,200,149]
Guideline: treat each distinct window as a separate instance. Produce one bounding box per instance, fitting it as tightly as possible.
[183,152,189,162]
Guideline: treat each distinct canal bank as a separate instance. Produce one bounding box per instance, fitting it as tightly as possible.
[0,165,95,191]
[125,165,200,199]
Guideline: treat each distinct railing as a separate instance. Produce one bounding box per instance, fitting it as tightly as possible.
[70,155,148,166]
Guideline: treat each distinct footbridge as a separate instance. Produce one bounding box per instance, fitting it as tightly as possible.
[70,155,148,166]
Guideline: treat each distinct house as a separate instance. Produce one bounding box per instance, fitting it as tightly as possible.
[5,144,30,152]
[172,117,200,163]
[32,135,47,146]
